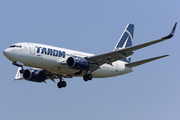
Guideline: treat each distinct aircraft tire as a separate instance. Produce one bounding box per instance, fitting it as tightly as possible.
[20,69,24,74]
[87,74,92,80]
[61,81,67,87]
[57,82,62,88]
[83,74,93,81]
[83,75,88,82]
[57,81,67,88]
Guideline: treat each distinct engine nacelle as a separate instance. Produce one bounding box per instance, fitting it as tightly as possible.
[23,69,46,82]
[66,56,89,70]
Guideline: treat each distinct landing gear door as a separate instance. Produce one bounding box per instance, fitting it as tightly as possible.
[28,43,35,54]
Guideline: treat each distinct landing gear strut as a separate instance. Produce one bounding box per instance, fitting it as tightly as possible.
[57,76,67,89]
[83,74,93,82]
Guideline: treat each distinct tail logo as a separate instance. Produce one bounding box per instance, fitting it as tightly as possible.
[113,24,134,63]
[115,29,133,50]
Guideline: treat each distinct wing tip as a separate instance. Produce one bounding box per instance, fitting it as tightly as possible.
[162,22,177,39]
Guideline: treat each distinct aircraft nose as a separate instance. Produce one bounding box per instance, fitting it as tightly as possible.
[3,48,13,59]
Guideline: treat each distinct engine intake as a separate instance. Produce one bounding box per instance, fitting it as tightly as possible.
[67,56,89,70]
[23,69,46,82]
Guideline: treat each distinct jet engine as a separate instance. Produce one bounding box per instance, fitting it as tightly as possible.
[23,69,46,82]
[66,56,89,70]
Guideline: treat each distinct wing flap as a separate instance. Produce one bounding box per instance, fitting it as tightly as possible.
[125,55,169,67]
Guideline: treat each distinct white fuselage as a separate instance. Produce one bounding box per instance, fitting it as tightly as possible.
[4,42,133,78]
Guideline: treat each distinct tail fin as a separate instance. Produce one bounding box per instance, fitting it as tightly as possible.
[113,23,134,63]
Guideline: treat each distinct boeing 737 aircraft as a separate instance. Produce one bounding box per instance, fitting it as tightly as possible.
[3,23,177,89]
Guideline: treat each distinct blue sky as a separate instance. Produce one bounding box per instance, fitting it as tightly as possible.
[1,0,180,120]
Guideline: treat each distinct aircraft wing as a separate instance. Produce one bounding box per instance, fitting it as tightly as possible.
[87,23,177,72]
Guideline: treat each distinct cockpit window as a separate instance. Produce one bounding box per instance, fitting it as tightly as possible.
[10,45,23,48]
[10,45,16,48]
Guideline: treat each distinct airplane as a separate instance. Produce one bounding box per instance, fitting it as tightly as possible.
[3,23,177,89]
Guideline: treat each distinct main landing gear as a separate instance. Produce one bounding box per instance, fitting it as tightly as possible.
[57,73,93,89]
[83,74,93,82]
[57,76,67,89]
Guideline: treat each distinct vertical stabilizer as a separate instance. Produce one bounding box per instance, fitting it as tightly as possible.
[113,24,134,63]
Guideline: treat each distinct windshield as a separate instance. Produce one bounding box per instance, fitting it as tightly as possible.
[10,45,16,48]
[10,45,22,48]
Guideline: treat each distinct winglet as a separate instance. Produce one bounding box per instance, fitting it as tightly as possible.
[162,22,177,39]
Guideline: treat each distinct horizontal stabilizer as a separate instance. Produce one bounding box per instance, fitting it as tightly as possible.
[125,55,169,67]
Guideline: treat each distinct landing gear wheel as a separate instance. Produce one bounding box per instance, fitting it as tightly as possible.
[83,75,88,82]
[57,81,67,88]
[83,74,93,81]
[57,82,62,88]
[61,81,67,87]
[19,69,24,74]
[87,74,92,80]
